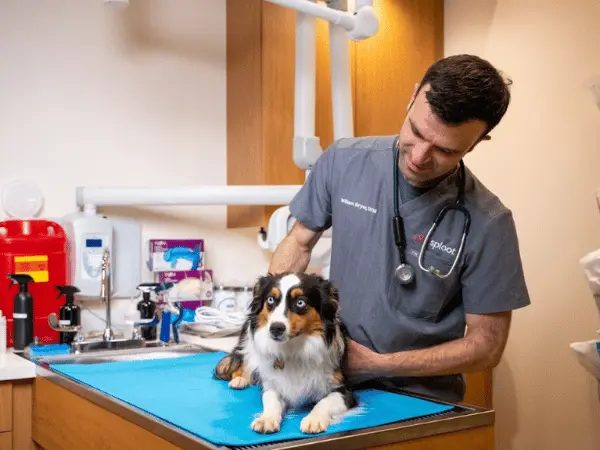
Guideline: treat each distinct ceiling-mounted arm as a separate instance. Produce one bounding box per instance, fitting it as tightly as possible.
[257,0,379,257]
[264,0,379,41]
[263,0,379,170]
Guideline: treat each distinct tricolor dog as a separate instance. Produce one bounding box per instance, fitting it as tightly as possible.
[214,272,357,434]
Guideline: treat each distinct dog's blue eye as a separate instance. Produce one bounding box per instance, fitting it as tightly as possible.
[296,299,306,308]
[267,296,275,305]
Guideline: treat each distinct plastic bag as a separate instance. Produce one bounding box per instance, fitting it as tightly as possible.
[570,339,600,380]
[580,248,600,315]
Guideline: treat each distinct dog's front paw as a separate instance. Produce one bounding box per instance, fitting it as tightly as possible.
[228,376,250,390]
[251,414,281,434]
[300,413,330,434]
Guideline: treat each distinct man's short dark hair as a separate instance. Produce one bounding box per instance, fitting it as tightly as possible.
[416,54,512,135]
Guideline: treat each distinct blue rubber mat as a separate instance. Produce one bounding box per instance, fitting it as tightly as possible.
[49,351,453,447]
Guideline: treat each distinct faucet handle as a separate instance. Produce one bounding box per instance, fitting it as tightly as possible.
[129,312,159,340]
[48,313,81,333]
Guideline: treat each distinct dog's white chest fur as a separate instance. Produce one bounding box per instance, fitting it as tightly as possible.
[245,331,338,407]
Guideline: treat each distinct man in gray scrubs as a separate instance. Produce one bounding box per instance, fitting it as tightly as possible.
[268,54,531,402]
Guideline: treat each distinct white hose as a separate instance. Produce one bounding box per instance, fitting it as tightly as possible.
[193,307,246,329]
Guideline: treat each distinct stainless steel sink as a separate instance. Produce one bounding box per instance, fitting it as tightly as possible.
[29,341,213,366]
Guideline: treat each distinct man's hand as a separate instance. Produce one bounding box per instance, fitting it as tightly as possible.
[344,339,387,384]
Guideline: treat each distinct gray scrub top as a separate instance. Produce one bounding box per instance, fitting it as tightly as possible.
[289,135,531,402]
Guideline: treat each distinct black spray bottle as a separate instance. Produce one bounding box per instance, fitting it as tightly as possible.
[7,274,34,352]
[56,285,81,345]
[137,283,159,341]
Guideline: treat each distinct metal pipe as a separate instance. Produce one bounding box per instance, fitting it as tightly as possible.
[75,185,302,208]
[294,7,317,139]
[100,247,115,342]
[265,0,356,31]
[328,0,354,139]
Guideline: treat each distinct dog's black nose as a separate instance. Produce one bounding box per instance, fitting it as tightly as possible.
[270,322,286,338]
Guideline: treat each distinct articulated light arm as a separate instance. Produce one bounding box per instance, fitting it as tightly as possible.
[277,0,379,171]
[258,0,379,258]
[264,0,379,41]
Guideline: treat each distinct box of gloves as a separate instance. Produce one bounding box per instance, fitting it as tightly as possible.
[147,239,205,272]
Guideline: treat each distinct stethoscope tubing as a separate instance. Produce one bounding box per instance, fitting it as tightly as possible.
[392,137,471,281]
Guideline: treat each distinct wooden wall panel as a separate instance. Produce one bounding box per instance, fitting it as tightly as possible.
[226,0,444,228]
[315,16,358,152]
[261,2,306,222]
[354,0,444,136]
[226,1,305,228]
[226,0,265,228]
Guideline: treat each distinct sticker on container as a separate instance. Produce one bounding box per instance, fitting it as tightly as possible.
[14,255,49,282]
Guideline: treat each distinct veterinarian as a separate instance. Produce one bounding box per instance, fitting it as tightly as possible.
[268,54,531,403]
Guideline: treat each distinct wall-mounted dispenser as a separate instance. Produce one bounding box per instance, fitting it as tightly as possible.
[61,206,141,299]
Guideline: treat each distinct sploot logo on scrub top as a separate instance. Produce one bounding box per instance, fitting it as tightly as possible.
[413,234,457,256]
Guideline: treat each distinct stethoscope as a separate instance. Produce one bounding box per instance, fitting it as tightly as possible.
[392,139,471,285]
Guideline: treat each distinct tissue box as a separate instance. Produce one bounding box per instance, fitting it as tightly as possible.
[156,269,213,309]
[148,239,204,272]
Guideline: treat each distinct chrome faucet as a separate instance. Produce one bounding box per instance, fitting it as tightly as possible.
[100,247,115,341]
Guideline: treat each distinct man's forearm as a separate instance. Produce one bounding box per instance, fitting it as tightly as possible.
[360,312,510,379]
[377,335,497,378]
[268,235,311,274]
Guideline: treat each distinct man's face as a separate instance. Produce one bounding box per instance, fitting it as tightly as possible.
[398,84,488,187]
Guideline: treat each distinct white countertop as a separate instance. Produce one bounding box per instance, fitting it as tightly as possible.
[0,349,36,382]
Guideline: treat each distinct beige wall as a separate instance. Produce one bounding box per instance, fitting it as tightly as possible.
[444,1,600,449]
[0,0,271,333]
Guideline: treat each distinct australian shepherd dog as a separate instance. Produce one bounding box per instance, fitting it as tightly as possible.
[214,271,358,434]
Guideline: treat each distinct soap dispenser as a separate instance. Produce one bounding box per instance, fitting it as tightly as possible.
[56,285,81,345]
[7,274,35,352]
[136,283,159,341]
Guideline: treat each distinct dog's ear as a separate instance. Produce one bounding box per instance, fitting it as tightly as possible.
[318,278,339,318]
[319,279,340,323]
[317,278,340,346]
[249,274,272,315]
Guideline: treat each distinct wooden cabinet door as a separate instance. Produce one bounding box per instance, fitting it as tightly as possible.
[0,382,13,433]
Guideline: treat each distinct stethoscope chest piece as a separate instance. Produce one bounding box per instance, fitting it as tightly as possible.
[394,263,415,285]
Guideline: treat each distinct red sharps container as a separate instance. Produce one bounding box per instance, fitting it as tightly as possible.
[0,219,68,347]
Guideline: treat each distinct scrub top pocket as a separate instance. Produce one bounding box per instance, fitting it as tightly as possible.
[387,248,461,320]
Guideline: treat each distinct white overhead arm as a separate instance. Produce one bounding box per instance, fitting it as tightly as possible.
[76,185,302,208]
[264,0,379,41]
